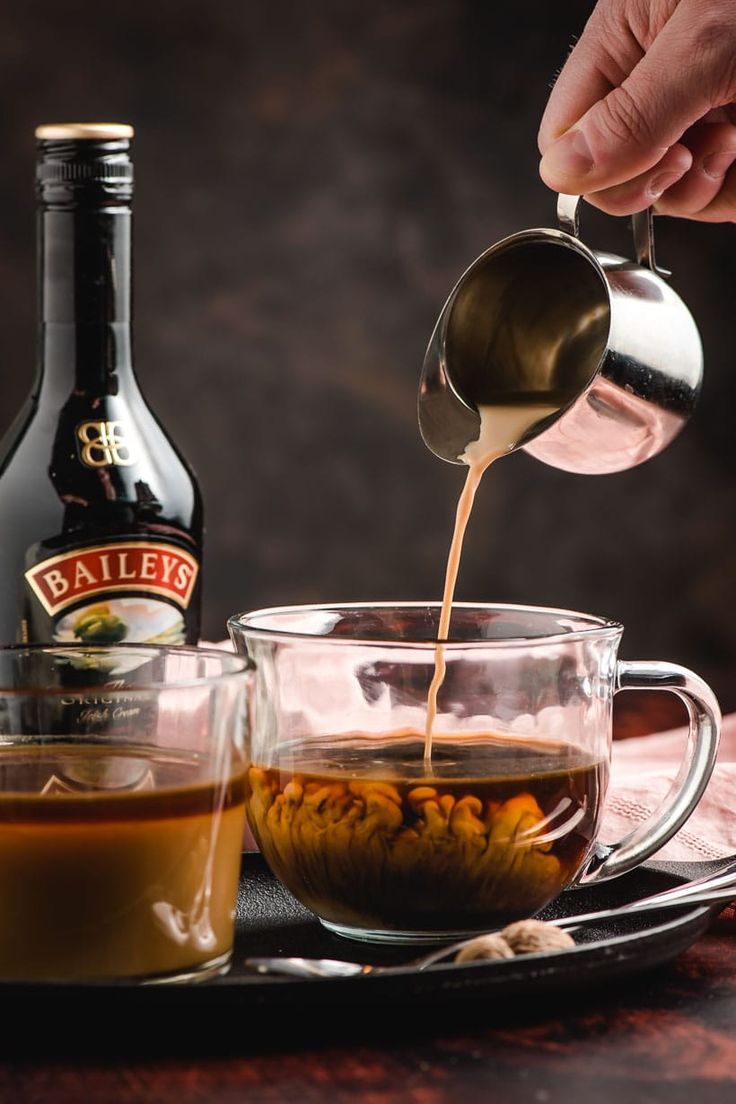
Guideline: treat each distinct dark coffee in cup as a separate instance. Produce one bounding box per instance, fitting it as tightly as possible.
[247,731,605,937]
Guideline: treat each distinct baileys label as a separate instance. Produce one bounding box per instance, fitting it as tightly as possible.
[23,539,200,645]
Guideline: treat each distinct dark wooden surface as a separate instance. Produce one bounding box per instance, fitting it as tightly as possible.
[1,928,735,1103]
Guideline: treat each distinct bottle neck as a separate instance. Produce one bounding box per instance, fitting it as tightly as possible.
[37,205,135,396]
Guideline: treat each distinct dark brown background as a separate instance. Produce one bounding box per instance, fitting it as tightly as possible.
[0,1,734,708]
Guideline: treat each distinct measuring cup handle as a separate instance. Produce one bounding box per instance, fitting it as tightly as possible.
[579,659,721,885]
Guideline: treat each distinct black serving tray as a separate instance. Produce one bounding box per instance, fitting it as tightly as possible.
[0,855,724,1053]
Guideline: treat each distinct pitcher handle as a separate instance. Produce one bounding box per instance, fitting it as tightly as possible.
[579,659,720,884]
[557,193,671,278]
[632,208,671,278]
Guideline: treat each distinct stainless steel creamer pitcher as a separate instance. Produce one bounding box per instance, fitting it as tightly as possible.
[418,194,703,474]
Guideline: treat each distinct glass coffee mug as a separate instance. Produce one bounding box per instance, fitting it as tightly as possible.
[0,644,248,983]
[229,602,721,945]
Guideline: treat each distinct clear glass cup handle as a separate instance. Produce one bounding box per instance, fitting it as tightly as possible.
[579,660,721,885]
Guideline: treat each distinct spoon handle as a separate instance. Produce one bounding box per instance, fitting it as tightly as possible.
[554,884,734,930]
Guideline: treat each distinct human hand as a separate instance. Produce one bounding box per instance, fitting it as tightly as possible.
[538,0,736,220]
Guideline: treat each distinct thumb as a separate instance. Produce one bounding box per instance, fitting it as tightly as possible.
[540,3,733,194]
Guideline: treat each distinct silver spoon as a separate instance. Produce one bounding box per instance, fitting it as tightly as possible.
[244,876,736,980]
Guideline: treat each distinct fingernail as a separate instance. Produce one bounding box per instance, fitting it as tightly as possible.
[540,128,594,182]
[703,151,736,179]
[647,172,682,199]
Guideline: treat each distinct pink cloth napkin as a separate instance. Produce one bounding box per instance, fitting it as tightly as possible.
[607,714,736,863]
[607,713,736,927]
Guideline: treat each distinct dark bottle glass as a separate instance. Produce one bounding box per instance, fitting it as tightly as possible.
[0,124,202,645]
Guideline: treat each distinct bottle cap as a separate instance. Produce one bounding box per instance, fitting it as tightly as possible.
[35,123,135,141]
[35,123,134,205]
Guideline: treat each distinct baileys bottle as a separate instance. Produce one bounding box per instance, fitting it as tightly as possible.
[0,124,202,645]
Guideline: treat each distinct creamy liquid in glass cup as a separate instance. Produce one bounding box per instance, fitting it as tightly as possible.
[0,644,248,984]
[0,745,245,982]
[424,404,558,763]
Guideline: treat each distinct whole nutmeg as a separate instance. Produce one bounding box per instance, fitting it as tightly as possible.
[500,919,575,955]
[454,933,515,964]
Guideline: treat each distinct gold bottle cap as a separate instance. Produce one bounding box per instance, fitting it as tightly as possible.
[35,123,134,141]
